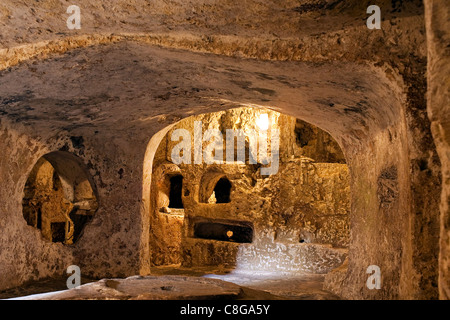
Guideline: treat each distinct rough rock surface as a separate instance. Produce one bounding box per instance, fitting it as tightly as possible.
[150,108,350,272]
[11,275,246,300]
[0,0,447,300]
[424,0,450,300]
[2,270,339,300]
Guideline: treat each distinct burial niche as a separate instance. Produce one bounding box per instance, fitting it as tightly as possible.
[200,173,232,204]
[169,175,184,209]
[22,152,98,245]
[194,220,253,243]
[212,177,232,204]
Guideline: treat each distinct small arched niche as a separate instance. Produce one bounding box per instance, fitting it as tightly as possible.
[154,163,185,213]
[22,151,98,245]
[169,175,184,209]
[199,172,232,204]
[149,162,185,266]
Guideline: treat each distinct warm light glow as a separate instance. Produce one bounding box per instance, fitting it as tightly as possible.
[256,114,269,131]
[226,230,234,238]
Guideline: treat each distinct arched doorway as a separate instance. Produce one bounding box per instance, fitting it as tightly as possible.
[22,151,98,245]
[146,107,350,278]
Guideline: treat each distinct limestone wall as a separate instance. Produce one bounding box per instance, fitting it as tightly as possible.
[424,0,450,300]
[149,108,350,273]
[0,0,445,300]
[0,118,152,290]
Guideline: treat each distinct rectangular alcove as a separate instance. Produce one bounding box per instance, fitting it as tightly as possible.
[193,220,253,243]
[50,222,66,242]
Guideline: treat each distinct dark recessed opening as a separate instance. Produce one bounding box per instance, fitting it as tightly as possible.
[22,153,98,245]
[69,211,92,243]
[214,177,232,203]
[51,222,66,243]
[194,221,253,243]
[169,175,184,209]
[36,208,42,229]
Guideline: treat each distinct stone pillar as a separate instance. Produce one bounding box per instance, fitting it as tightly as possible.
[424,0,450,300]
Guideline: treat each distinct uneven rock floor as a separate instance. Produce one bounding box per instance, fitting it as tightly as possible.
[0,266,340,300]
[151,266,340,300]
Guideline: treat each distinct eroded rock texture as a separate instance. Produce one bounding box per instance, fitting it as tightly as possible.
[0,0,447,300]
[425,0,450,300]
[150,108,349,273]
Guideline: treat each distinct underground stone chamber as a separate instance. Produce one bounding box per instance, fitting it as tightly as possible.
[0,42,440,299]
[148,107,350,273]
[0,0,446,300]
[22,151,98,245]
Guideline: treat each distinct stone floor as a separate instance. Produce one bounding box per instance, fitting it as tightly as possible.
[151,265,340,300]
[0,265,340,300]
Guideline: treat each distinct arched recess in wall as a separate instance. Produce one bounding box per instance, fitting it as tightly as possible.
[199,171,232,204]
[153,162,185,212]
[22,151,98,245]
[143,106,351,273]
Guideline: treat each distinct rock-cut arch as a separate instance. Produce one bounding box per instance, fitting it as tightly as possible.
[22,151,98,245]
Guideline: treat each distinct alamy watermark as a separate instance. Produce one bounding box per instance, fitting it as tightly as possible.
[367,5,381,30]
[170,114,279,176]
[66,5,81,30]
[66,265,81,289]
[366,265,382,290]
[63,5,382,31]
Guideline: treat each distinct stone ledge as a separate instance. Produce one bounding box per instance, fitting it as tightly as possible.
[10,275,245,300]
